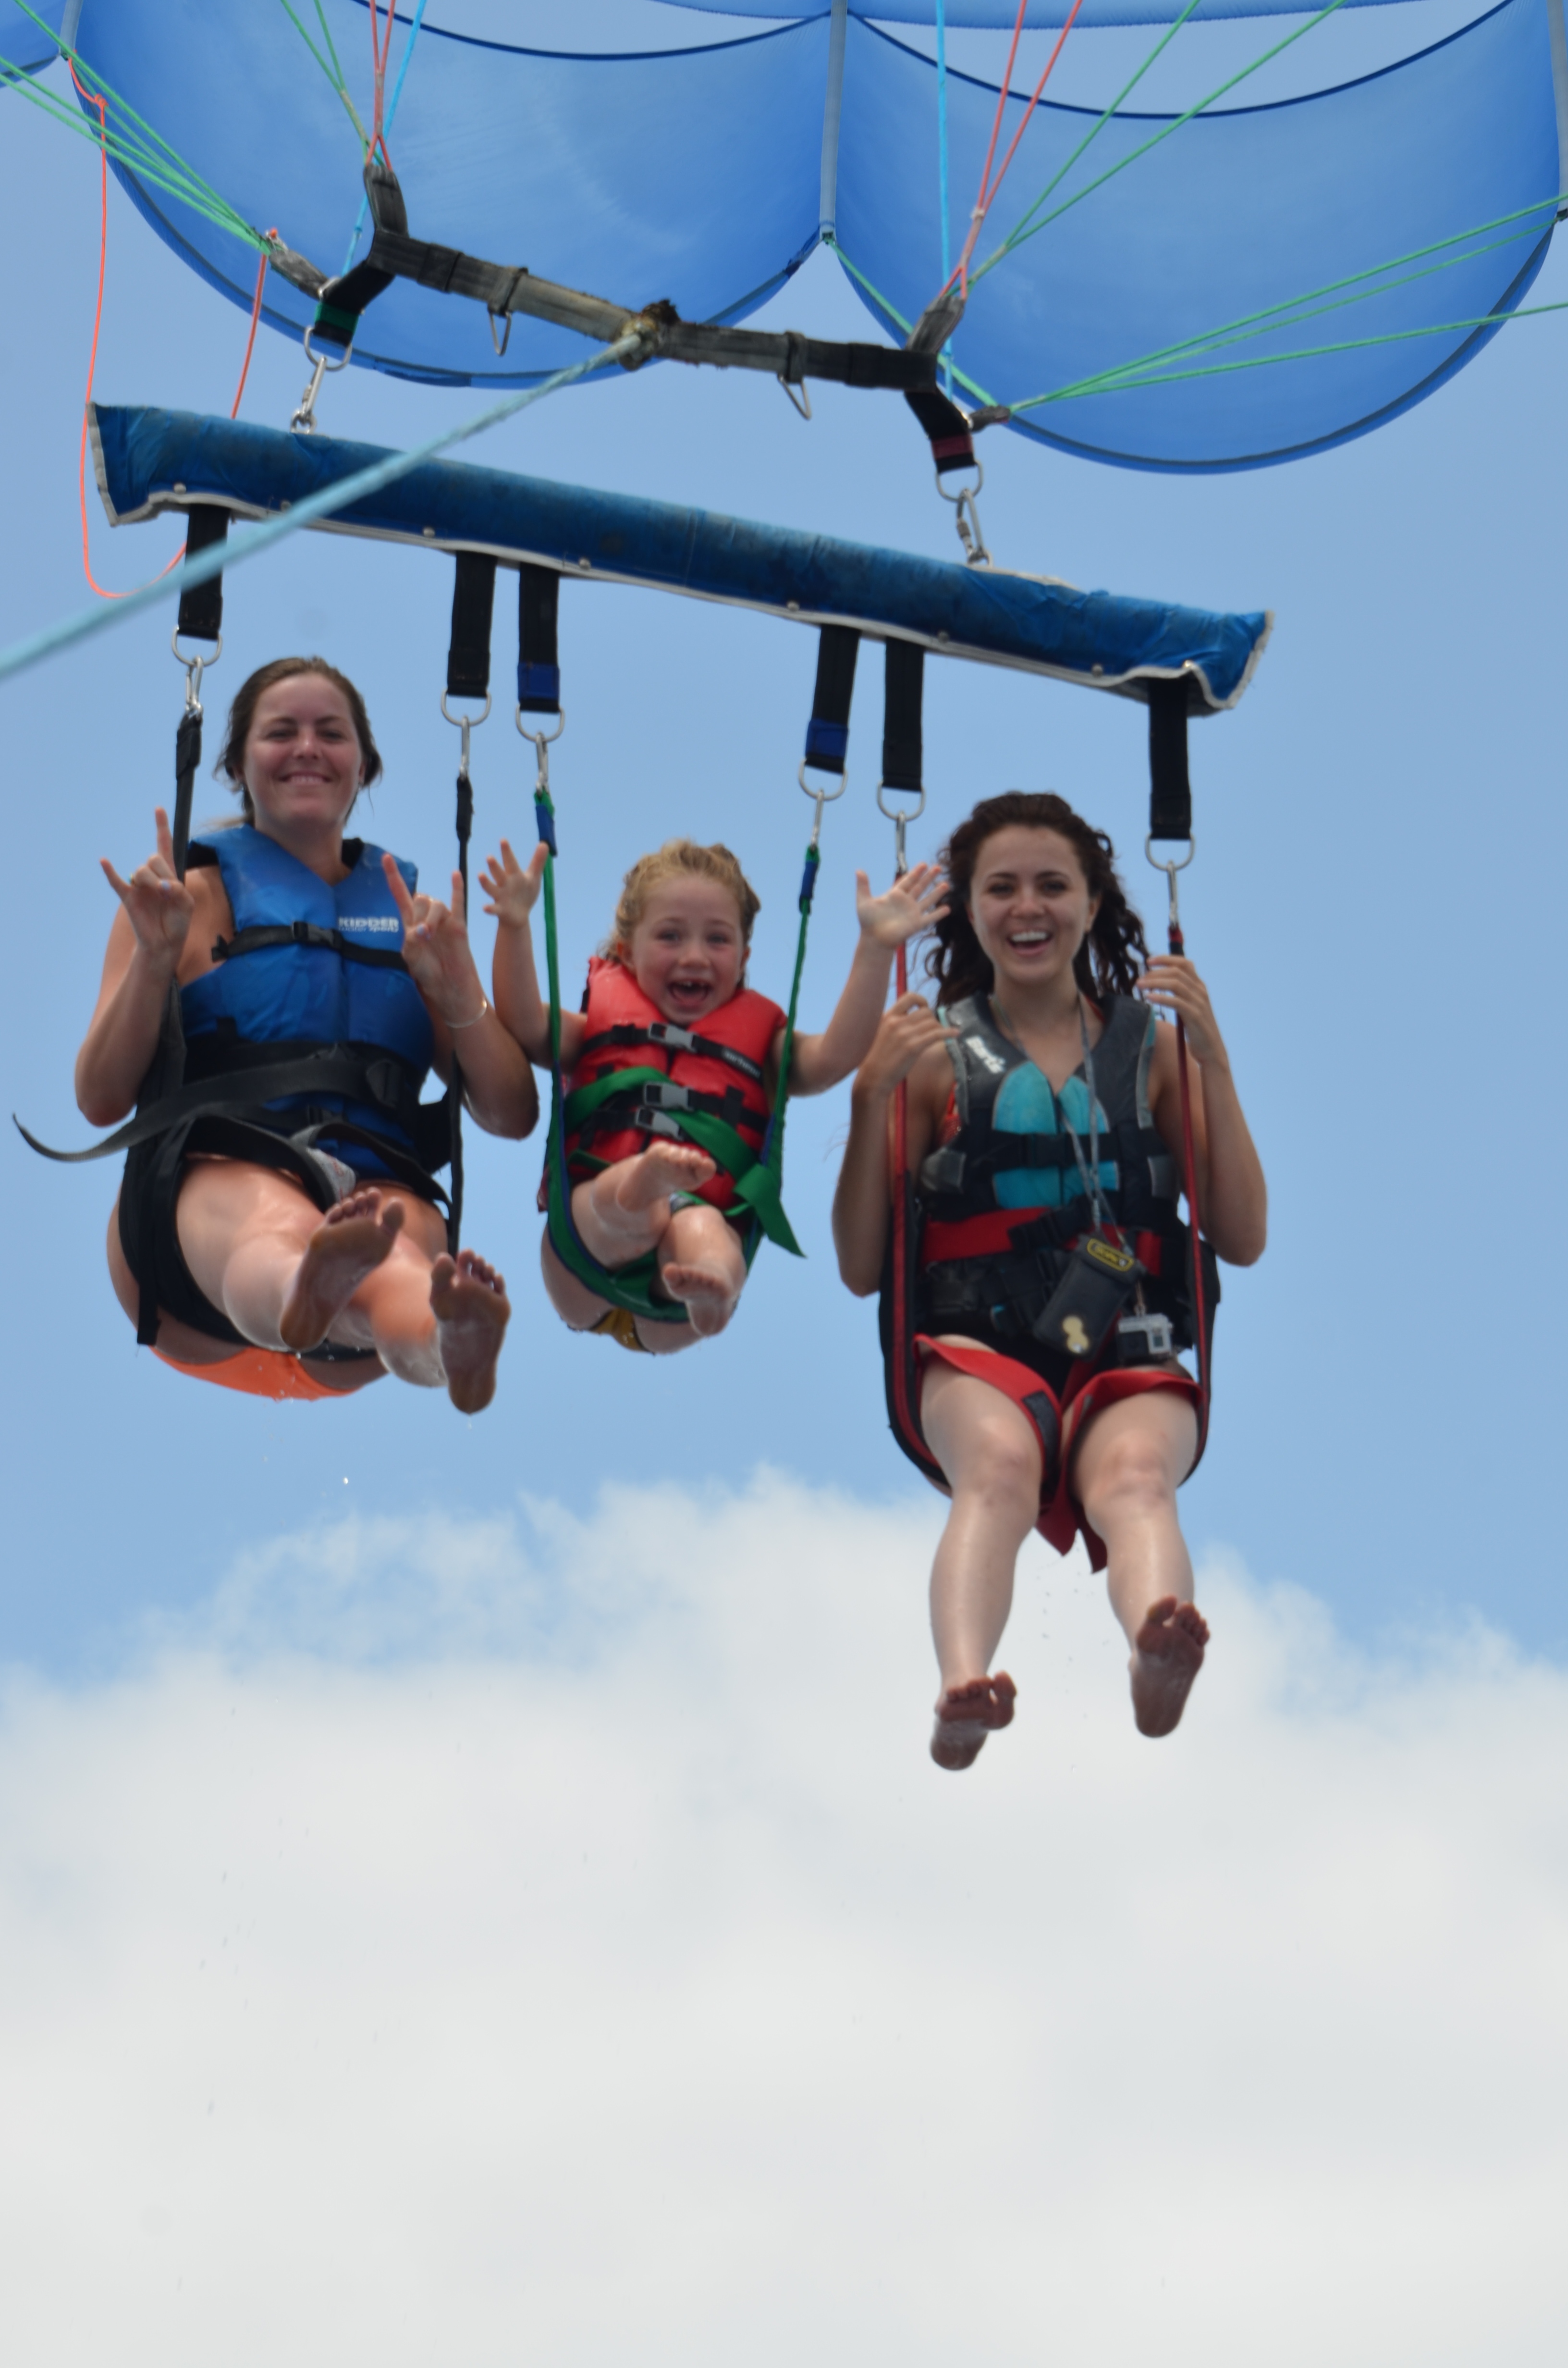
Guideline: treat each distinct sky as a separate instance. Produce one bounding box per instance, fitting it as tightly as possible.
[1,8,1566,2361]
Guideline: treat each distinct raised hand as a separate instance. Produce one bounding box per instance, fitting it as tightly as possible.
[857,990,956,1100]
[855,860,949,949]
[478,836,548,930]
[381,853,486,1028]
[100,807,195,971]
[1139,954,1227,1070]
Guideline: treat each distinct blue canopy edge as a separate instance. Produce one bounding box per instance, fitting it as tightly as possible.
[90,405,1270,714]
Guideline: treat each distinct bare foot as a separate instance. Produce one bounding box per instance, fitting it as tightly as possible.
[279,1189,404,1351]
[1129,1597,1210,1737]
[616,1143,716,1214]
[658,1259,739,1338]
[431,1248,510,1414]
[930,1672,1017,1772]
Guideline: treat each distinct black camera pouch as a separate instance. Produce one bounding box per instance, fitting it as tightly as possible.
[1029,1235,1142,1362]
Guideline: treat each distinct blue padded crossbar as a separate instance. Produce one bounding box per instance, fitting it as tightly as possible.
[91,406,1270,713]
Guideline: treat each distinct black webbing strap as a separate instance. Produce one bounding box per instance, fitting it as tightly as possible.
[444,553,498,1251]
[1147,677,1192,846]
[172,507,229,880]
[517,566,561,713]
[904,386,976,477]
[882,641,924,794]
[446,553,497,702]
[312,160,408,348]
[211,922,409,972]
[175,506,228,646]
[804,626,859,775]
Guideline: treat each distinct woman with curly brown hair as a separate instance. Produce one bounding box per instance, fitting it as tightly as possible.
[833,792,1266,1769]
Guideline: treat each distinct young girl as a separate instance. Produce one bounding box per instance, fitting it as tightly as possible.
[481,834,944,1352]
[832,792,1266,1767]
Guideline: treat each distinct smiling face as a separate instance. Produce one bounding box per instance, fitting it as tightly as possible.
[241,674,365,839]
[625,876,747,1025]
[968,824,1099,995]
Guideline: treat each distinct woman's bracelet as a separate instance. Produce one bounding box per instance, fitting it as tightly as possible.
[446,994,490,1031]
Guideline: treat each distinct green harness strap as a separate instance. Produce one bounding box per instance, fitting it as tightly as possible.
[536,783,816,1325]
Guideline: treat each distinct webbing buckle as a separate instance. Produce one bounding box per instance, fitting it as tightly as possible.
[639,1081,693,1112]
[633,1107,685,1141]
[646,1022,697,1055]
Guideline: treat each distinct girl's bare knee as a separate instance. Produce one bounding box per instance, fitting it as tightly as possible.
[1082,1437,1176,1525]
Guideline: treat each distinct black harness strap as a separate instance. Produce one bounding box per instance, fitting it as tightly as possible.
[804,625,859,777]
[310,159,408,349]
[172,506,228,878]
[578,1022,766,1087]
[517,564,561,713]
[1147,677,1192,848]
[17,1045,431,1166]
[211,921,409,971]
[443,552,498,1251]
[881,640,925,794]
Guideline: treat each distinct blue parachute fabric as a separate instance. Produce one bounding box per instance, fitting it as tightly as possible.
[90,404,1270,710]
[838,0,1562,469]
[0,0,67,76]
[55,0,1564,469]
[658,2,1420,24]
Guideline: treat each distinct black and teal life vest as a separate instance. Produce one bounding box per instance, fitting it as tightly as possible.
[913,992,1210,1353]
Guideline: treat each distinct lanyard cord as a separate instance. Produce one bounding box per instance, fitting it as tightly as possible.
[989,993,1115,1240]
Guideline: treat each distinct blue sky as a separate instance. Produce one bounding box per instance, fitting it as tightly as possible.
[3,14,1568,2363]
[5,4,1565,1672]
[12,4,1568,1667]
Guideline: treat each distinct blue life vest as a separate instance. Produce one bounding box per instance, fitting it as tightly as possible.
[181,825,435,1172]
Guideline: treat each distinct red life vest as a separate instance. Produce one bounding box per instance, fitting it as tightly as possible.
[561,957,785,1220]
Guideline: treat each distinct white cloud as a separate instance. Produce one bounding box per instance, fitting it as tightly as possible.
[2,1475,1566,2368]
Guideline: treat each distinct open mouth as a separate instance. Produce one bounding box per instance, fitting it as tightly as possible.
[1007,928,1052,949]
[666,977,713,1011]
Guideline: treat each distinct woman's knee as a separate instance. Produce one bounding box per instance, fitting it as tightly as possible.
[952,1420,1043,1513]
[1078,1429,1179,1523]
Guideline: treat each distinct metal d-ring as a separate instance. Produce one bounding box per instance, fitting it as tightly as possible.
[489,308,512,358]
[442,689,491,781]
[798,758,848,849]
[517,703,565,794]
[171,626,221,716]
[877,780,926,879]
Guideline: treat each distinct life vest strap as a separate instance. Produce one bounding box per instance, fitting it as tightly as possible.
[212,920,409,973]
[577,1020,766,1086]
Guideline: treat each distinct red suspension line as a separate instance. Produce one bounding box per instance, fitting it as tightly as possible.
[946,0,1083,299]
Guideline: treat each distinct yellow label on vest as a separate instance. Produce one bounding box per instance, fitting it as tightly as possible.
[1082,1237,1136,1276]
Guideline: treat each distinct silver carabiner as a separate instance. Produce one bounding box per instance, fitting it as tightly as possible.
[877,780,927,880]
[936,460,991,567]
[291,325,353,434]
[171,626,221,717]
[1145,832,1196,938]
[517,703,565,794]
[798,758,847,851]
[442,689,491,783]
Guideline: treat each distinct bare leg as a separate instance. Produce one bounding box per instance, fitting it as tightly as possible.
[1072,1389,1206,1738]
[570,1145,717,1268]
[656,1199,747,1337]
[917,1355,1041,1771]
[172,1161,506,1405]
[429,1249,510,1413]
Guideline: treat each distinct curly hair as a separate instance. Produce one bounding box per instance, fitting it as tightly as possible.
[605,839,761,961]
[213,657,383,825]
[924,790,1149,1008]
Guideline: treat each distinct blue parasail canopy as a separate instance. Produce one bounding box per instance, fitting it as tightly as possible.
[11,0,1567,470]
[90,403,1271,712]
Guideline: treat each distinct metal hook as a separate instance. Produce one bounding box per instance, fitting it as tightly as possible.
[171,627,221,717]
[778,372,812,422]
[291,325,353,434]
[936,460,991,567]
[442,690,491,783]
[517,703,565,795]
[798,759,848,849]
[489,308,512,358]
[877,780,926,879]
[1145,833,1196,940]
